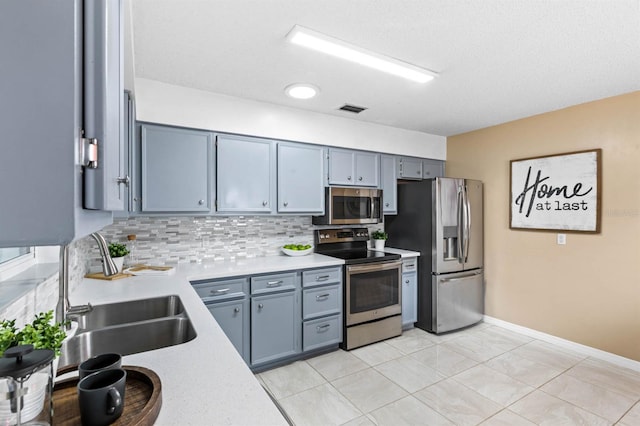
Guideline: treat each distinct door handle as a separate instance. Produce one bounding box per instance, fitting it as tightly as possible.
[266,280,283,287]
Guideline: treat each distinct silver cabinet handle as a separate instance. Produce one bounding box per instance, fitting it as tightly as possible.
[266,280,283,287]
[234,307,240,313]
[405,280,410,284]
[315,275,329,282]
[258,303,264,309]
[358,176,363,181]
[347,176,352,181]
[385,202,390,207]
[116,176,130,187]
[315,293,330,300]
[198,199,205,205]
[283,202,288,207]
[316,324,330,332]
[211,288,230,294]
[262,200,268,206]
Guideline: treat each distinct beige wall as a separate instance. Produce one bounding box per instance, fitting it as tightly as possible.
[447,91,640,361]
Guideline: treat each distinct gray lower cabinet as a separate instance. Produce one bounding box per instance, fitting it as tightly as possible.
[217,134,275,213]
[402,257,418,328]
[207,299,250,362]
[191,277,250,363]
[140,123,214,212]
[251,271,301,366]
[302,267,343,351]
[380,155,398,214]
[277,142,325,213]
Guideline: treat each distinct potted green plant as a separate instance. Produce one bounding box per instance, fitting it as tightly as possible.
[371,229,388,250]
[0,311,71,421]
[108,242,130,272]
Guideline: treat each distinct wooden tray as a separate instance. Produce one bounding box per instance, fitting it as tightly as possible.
[84,271,133,280]
[52,365,162,425]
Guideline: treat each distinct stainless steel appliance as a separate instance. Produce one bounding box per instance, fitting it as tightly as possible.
[315,228,402,349]
[386,178,484,334]
[312,187,382,225]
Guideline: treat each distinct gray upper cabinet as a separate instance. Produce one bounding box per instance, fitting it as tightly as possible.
[328,148,379,187]
[422,159,446,179]
[217,135,275,213]
[397,157,423,180]
[0,0,122,246]
[277,143,324,213]
[380,155,398,214]
[140,124,213,212]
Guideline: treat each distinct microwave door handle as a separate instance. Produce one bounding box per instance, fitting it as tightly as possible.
[370,197,374,219]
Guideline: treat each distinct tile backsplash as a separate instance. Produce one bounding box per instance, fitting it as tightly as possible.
[82,215,320,271]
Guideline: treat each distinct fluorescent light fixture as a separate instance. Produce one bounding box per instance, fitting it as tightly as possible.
[286,25,436,84]
[285,83,319,99]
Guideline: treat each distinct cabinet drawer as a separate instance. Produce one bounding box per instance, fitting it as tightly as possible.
[303,315,341,352]
[302,284,341,320]
[302,267,342,288]
[402,258,417,273]
[251,272,297,295]
[191,277,248,302]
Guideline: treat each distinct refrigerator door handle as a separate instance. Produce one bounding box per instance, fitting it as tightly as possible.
[440,271,481,283]
[463,184,471,263]
[456,187,464,263]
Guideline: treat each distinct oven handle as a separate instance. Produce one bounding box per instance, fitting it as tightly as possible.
[346,260,402,274]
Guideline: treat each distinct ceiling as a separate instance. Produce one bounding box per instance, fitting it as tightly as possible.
[130,0,640,137]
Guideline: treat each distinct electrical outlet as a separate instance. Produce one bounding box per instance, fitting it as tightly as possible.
[557,234,566,245]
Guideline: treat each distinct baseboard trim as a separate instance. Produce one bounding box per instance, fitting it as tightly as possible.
[483,315,640,373]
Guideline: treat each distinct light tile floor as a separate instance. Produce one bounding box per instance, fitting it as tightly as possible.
[256,323,640,425]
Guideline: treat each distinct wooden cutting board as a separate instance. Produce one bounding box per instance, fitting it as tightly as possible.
[84,271,133,280]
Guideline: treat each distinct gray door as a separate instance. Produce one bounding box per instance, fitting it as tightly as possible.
[208,299,249,362]
[277,143,324,213]
[433,270,484,333]
[251,291,299,365]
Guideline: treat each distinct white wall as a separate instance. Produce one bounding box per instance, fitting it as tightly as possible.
[134,78,446,160]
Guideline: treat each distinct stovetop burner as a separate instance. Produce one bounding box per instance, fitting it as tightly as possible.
[314,228,401,265]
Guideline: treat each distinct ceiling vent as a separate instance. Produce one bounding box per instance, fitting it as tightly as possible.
[338,104,367,114]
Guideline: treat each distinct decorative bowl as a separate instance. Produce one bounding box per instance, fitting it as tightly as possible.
[281,246,313,257]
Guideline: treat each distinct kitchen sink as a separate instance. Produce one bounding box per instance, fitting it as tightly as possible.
[59,316,197,366]
[58,295,197,368]
[71,295,186,330]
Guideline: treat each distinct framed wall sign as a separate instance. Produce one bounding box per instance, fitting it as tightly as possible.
[510,149,601,233]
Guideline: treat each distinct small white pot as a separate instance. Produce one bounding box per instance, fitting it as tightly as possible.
[374,239,386,250]
[112,256,124,273]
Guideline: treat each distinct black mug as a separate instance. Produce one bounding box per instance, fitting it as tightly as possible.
[77,368,126,426]
[78,353,122,380]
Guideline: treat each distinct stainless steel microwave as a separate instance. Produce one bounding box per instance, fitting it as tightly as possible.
[312,187,382,225]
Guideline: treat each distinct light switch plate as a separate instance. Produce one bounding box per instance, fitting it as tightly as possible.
[557,234,566,245]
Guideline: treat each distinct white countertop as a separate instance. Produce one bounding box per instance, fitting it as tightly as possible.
[374,247,421,257]
[69,253,343,425]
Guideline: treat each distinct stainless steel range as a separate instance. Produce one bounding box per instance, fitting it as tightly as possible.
[315,228,402,350]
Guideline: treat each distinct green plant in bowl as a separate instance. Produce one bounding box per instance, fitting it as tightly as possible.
[108,242,130,258]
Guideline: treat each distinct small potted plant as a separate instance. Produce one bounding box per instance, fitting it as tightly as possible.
[108,242,129,272]
[371,229,388,250]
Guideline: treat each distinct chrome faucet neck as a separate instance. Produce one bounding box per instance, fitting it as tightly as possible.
[90,232,118,277]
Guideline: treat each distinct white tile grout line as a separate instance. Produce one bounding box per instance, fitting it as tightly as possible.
[483,315,640,373]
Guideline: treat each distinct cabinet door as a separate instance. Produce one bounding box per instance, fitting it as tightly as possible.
[422,159,445,179]
[328,148,355,185]
[277,143,324,213]
[141,124,212,212]
[355,152,380,186]
[402,272,417,327]
[217,135,274,212]
[398,157,423,180]
[208,299,249,363]
[251,291,300,365]
[380,155,397,214]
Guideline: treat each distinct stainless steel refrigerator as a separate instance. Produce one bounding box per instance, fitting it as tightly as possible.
[385,177,484,334]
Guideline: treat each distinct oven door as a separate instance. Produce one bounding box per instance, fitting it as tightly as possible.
[345,260,402,326]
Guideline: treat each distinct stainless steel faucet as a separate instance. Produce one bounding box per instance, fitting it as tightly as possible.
[56,232,117,325]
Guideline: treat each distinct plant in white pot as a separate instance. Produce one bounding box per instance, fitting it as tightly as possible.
[371,229,388,250]
[108,242,129,273]
[0,311,73,422]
